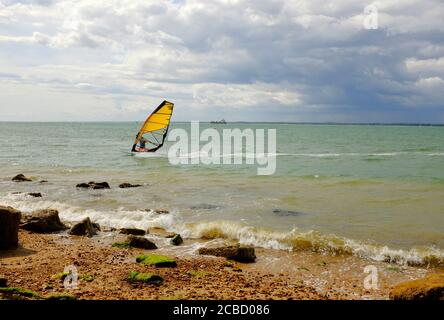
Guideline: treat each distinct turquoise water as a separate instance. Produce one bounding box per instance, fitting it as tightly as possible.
[1,122,443,265]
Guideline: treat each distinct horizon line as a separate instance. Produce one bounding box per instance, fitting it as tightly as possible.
[1,120,444,126]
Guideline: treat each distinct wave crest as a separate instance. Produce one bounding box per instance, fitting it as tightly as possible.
[2,194,443,268]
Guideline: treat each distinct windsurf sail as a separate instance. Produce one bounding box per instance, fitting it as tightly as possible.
[131,100,174,152]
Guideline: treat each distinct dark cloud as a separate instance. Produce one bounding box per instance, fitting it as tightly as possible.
[0,0,443,122]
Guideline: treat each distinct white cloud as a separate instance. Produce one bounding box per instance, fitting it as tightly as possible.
[416,76,444,90]
[0,0,443,122]
[406,57,444,71]
[192,82,301,108]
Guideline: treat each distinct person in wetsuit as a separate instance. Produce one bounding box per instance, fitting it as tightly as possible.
[139,138,147,150]
[132,135,150,152]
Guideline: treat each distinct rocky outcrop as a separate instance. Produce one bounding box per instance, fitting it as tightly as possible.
[126,235,157,249]
[76,182,110,190]
[170,234,183,246]
[119,183,142,189]
[28,193,42,198]
[68,217,100,237]
[198,244,256,263]
[21,209,66,233]
[119,228,145,236]
[12,174,32,182]
[389,273,444,300]
[0,206,21,250]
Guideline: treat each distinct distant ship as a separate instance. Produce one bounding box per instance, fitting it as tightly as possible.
[210,119,227,124]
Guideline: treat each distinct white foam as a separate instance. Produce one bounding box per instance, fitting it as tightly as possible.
[180,220,444,266]
[427,153,444,156]
[0,193,178,231]
[2,194,443,267]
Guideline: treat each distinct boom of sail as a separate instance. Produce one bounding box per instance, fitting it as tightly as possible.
[131,100,174,152]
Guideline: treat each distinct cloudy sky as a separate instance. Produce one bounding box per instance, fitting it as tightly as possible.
[0,0,443,122]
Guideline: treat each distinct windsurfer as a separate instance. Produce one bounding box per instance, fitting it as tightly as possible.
[130,100,174,153]
[140,138,147,149]
[131,135,149,152]
[136,138,151,152]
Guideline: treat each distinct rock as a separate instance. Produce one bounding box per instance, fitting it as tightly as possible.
[170,234,183,246]
[154,209,169,214]
[76,181,110,190]
[127,271,163,285]
[21,209,67,233]
[198,244,256,263]
[389,273,444,300]
[39,180,48,184]
[112,242,131,249]
[76,183,91,188]
[136,254,177,267]
[27,193,42,198]
[12,174,32,182]
[0,277,7,287]
[147,227,175,238]
[92,222,101,231]
[272,209,303,216]
[0,287,41,299]
[126,235,157,249]
[0,206,21,250]
[119,183,142,189]
[119,228,145,236]
[68,217,99,237]
[145,209,170,214]
[51,272,69,281]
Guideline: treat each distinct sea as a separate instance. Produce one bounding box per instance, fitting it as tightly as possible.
[1,122,443,266]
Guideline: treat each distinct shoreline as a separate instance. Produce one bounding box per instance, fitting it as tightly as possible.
[1,176,442,300]
[3,189,443,270]
[1,227,440,300]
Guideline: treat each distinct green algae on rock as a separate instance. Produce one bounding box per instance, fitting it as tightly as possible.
[0,287,41,300]
[136,254,177,267]
[127,271,163,285]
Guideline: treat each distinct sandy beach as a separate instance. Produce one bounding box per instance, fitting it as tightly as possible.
[1,222,441,300]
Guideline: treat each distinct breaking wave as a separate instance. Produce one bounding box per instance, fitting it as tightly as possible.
[2,194,443,268]
[0,193,178,231]
[181,220,444,267]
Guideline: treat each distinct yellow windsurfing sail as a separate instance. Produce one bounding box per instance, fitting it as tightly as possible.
[131,100,174,152]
